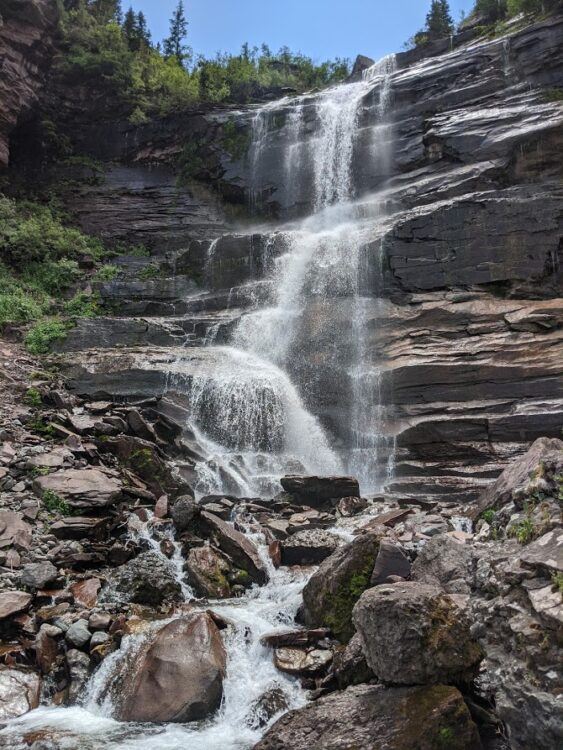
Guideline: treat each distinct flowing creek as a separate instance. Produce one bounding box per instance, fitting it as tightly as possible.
[2,56,400,749]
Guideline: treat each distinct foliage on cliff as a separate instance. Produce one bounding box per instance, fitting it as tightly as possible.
[56,1,350,120]
[0,195,111,349]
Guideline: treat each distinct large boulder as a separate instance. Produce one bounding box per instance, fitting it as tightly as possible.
[253,683,482,750]
[280,476,360,507]
[0,668,41,721]
[20,561,58,590]
[118,613,226,723]
[33,468,123,510]
[370,540,411,585]
[301,530,383,642]
[280,529,342,566]
[171,495,199,531]
[353,582,483,685]
[101,551,182,606]
[197,511,267,584]
[473,437,563,519]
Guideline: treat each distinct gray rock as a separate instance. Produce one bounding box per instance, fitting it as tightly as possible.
[90,631,110,648]
[0,668,41,721]
[370,540,411,586]
[411,534,471,594]
[101,551,182,606]
[280,529,342,566]
[65,619,91,648]
[253,683,482,750]
[273,647,332,676]
[20,561,58,590]
[280,476,360,506]
[353,582,483,685]
[33,468,123,510]
[333,633,374,689]
[171,495,199,531]
[0,590,32,619]
[66,648,91,702]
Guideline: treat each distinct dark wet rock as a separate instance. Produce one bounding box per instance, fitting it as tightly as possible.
[126,409,157,442]
[336,496,368,517]
[273,647,332,676]
[411,534,472,594]
[301,530,383,642]
[0,668,41,721]
[0,591,32,620]
[248,687,289,729]
[370,540,411,586]
[102,551,182,606]
[197,511,267,584]
[33,468,123,510]
[261,628,330,649]
[118,613,226,723]
[51,517,110,541]
[35,624,60,674]
[253,683,482,750]
[20,562,58,590]
[280,529,342,566]
[353,582,483,685]
[185,545,231,599]
[171,496,199,531]
[333,633,374,689]
[280,476,360,506]
[66,649,90,703]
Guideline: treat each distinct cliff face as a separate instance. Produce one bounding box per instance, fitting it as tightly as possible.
[0,0,58,167]
[50,15,563,508]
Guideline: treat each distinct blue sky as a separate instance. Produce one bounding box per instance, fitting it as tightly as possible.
[125,0,476,62]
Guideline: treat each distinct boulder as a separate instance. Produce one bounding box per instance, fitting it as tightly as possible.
[370,540,411,586]
[333,633,373,689]
[0,591,32,620]
[65,619,91,648]
[411,534,472,594]
[248,687,289,729]
[280,476,360,506]
[33,468,123,510]
[66,648,90,702]
[336,496,368,517]
[301,530,383,642]
[118,613,226,723]
[0,668,41,721]
[35,624,60,673]
[254,683,482,750]
[274,647,332,676]
[280,529,342,566]
[102,551,182,606]
[185,545,231,599]
[198,511,267,584]
[20,561,58,590]
[171,495,199,531]
[353,582,483,685]
[261,628,330,649]
[51,516,109,540]
[519,529,563,577]
[474,437,563,518]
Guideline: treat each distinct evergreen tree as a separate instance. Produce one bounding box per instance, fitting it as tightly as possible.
[425,0,454,39]
[122,6,137,45]
[90,0,122,23]
[136,11,151,47]
[163,0,189,66]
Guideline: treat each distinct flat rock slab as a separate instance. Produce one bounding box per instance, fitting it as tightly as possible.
[274,647,332,676]
[51,516,110,540]
[33,468,123,510]
[253,683,482,750]
[280,530,342,566]
[280,476,360,506]
[519,529,563,576]
[0,511,32,550]
[0,591,32,620]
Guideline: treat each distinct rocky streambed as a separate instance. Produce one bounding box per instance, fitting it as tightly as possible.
[0,345,561,748]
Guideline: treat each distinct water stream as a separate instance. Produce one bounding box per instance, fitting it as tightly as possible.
[1,56,400,749]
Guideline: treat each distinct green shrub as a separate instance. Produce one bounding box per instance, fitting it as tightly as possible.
[23,388,43,407]
[0,290,45,326]
[64,291,99,317]
[42,490,70,515]
[94,264,120,282]
[25,319,69,354]
[138,264,160,280]
[480,509,495,524]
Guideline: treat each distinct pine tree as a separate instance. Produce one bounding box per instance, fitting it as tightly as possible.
[163,0,189,66]
[136,12,151,47]
[425,0,454,39]
[122,6,137,46]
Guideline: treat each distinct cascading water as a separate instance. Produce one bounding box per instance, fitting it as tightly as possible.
[173,54,398,497]
[1,55,401,750]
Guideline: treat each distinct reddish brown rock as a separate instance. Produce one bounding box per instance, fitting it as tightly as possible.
[70,578,101,608]
[0,591,32,620]
[118,613,226,723]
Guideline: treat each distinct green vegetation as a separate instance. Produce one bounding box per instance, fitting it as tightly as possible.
[23,387,43,407]
[25,319,70,354]
[42,490,71,515]
[138,264,161,280]
[407,0,454,48]
[480,509,496,525]
[55,1,350,121]
[94,264,120,282]
[543,88,563,102]
[552,572,563,595]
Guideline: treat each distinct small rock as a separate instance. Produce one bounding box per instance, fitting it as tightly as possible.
[274,647,333,676]
[20,562,58,590]
[65,619,91,648]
